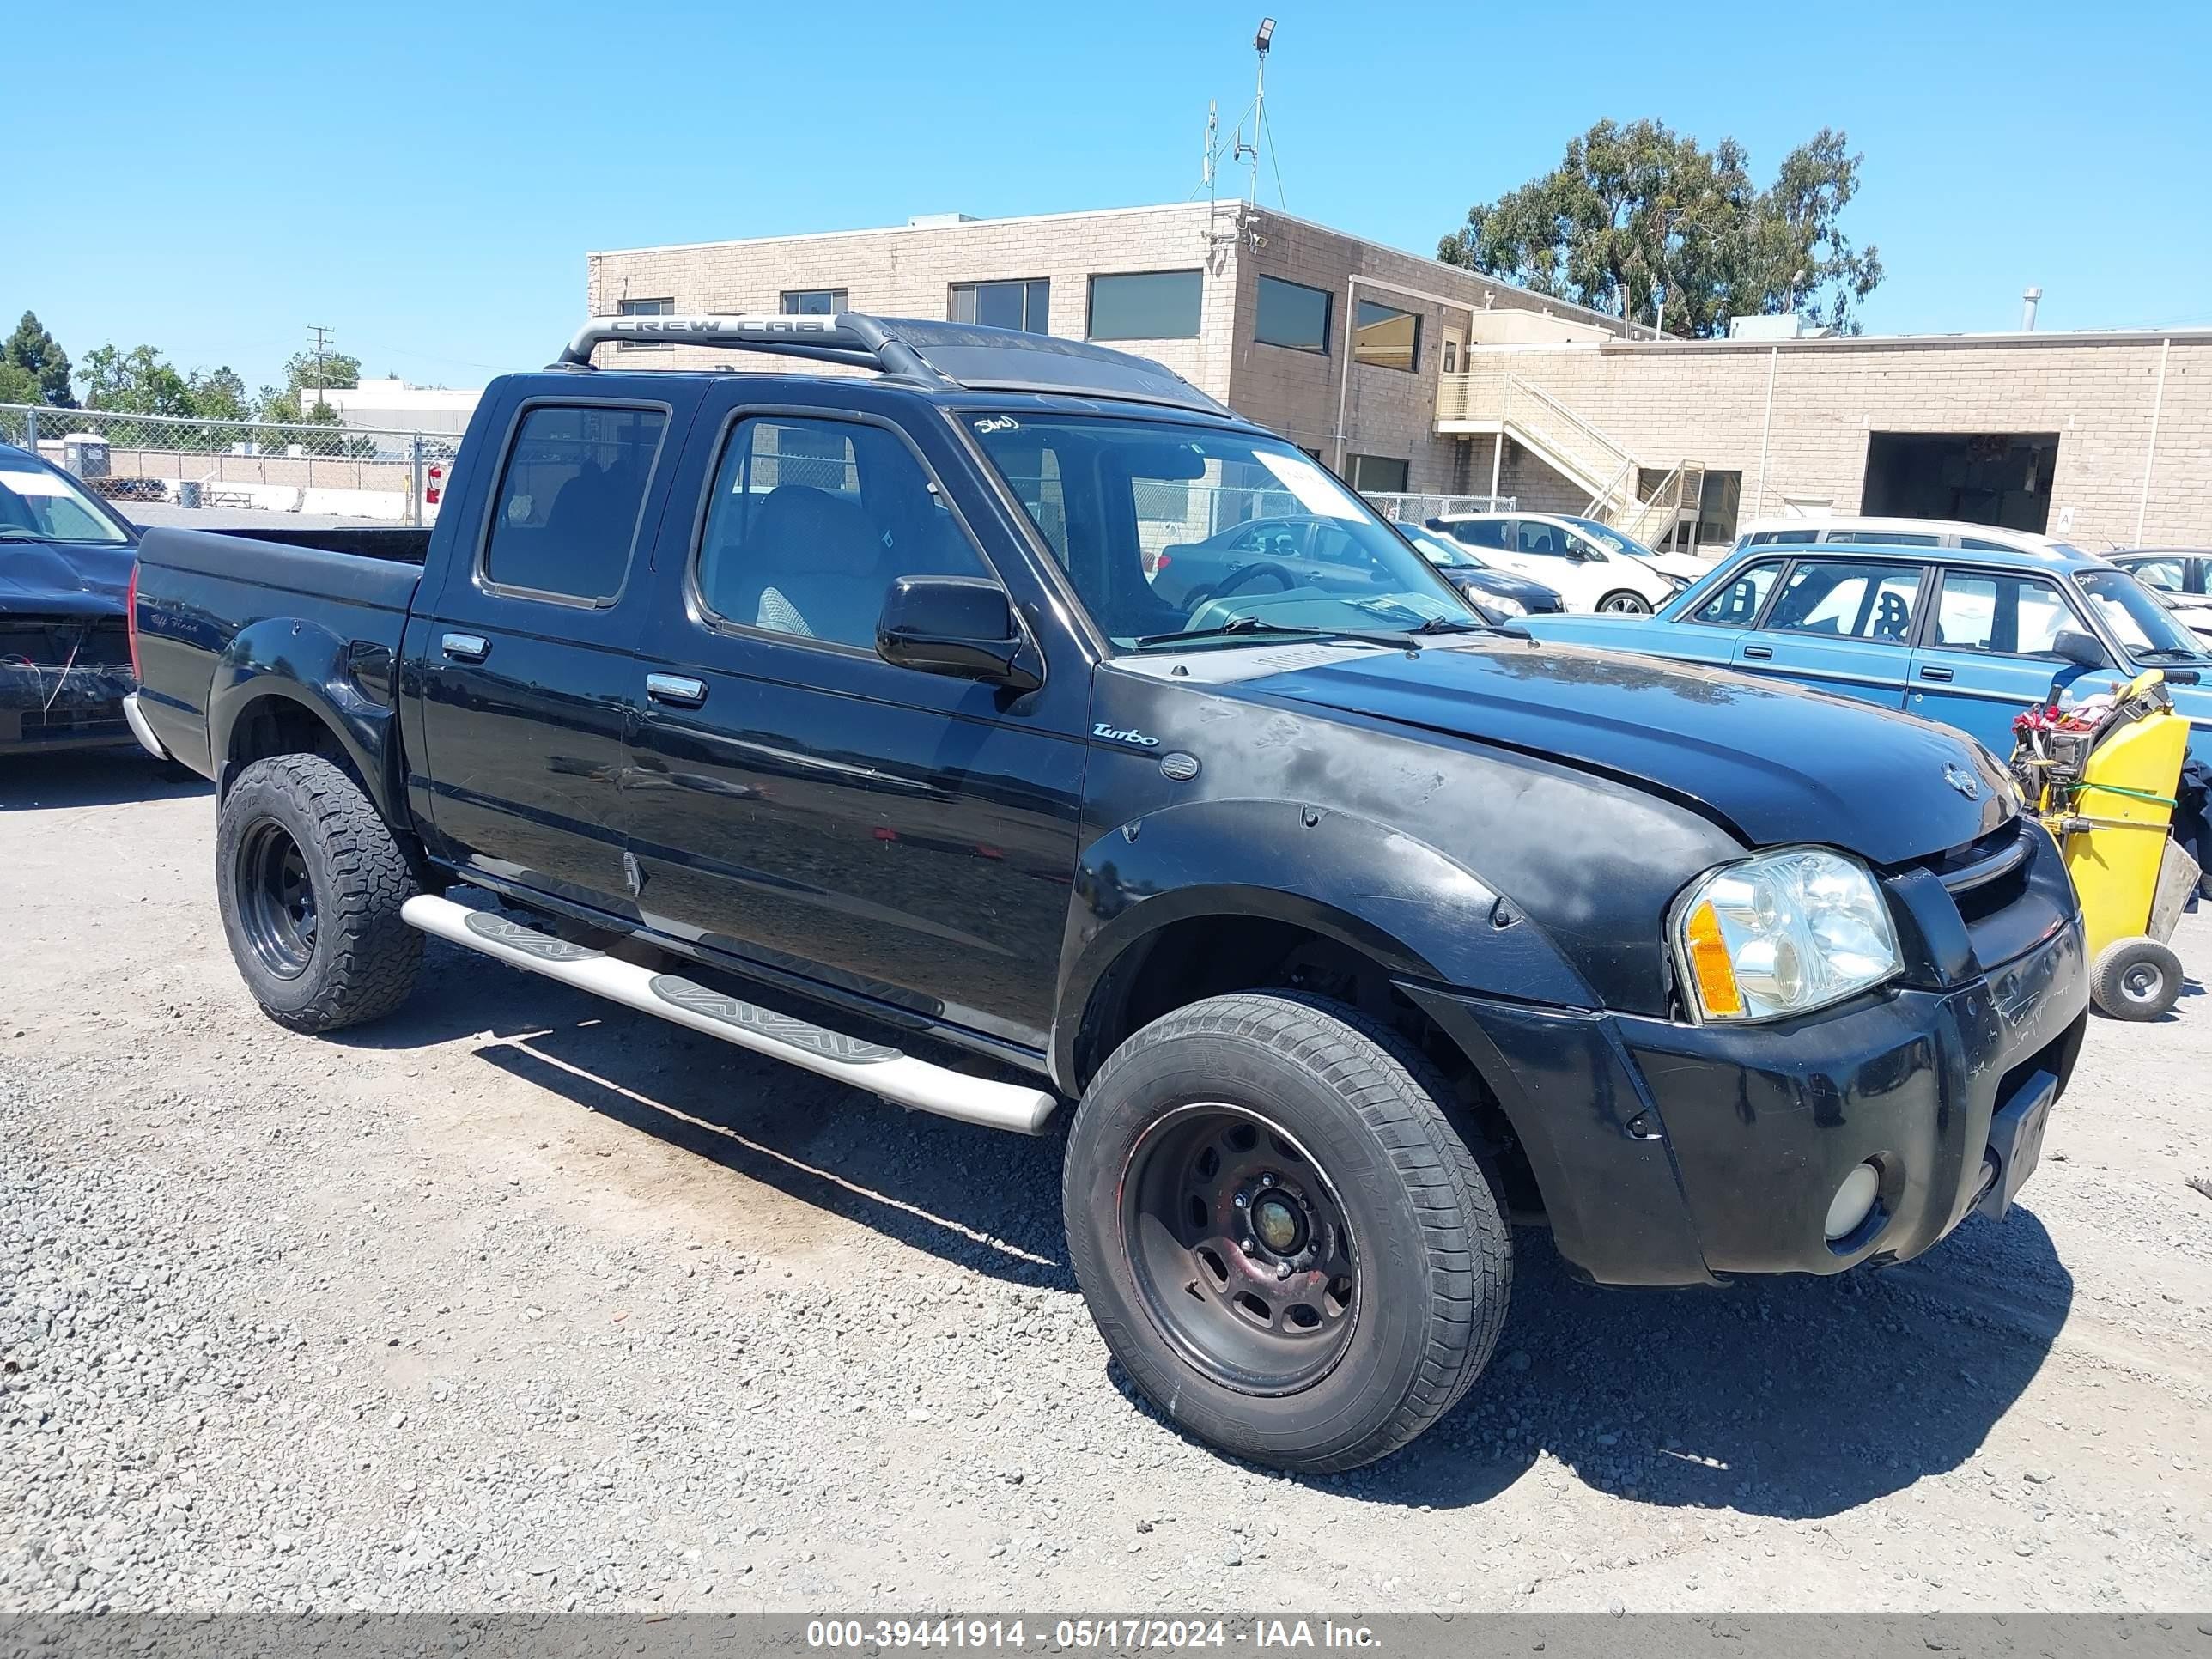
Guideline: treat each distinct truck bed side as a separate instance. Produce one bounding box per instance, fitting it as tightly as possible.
[132,526,425,817]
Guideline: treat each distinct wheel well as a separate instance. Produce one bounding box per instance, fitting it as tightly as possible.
[224,695,350,796]
[1073,916,1540,1215]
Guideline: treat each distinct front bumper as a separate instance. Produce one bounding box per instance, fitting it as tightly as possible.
[1,660,137,753]
[1409,915,2090,1286]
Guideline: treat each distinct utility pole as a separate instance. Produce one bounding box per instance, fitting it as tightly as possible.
[307,325,335,415]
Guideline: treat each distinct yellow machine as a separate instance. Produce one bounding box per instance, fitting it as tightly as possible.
[2012,670,2201,1019]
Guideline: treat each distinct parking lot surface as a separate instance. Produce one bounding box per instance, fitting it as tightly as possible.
[3,752,2208,1614]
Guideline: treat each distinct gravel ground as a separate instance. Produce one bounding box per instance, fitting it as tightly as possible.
[2,750,2209,1615]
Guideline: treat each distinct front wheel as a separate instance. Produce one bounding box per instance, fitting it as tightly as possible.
[216,753,422,1032]
[1063,993,1510,1473]
[2090,936,2183,1021]
[1595,589,1654,615]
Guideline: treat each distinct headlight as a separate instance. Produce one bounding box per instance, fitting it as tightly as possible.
[1671,847,1900,1021]
[1484,593,1528,618]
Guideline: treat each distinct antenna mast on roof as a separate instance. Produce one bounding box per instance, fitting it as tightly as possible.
[1239,19,1274,209]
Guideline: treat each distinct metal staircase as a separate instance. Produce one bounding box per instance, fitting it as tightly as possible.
[1436,369,1702,549]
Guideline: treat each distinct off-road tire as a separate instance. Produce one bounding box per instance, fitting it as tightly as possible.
[2089,935,2183,1021]
[216,754,422,1033]
[1063,991,1510,1473]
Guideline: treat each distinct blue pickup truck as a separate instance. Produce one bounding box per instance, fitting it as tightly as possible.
[1525,537,2212,775]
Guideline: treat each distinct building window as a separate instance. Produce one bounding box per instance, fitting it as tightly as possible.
[1087,271,1203,342]
[1254,276,1331,354]
[951,278,1049,333]
[1442,338,1460,374]
[1636,467,1743,550]
[617,296,673,350]
[1352,300,1419,372]
[780,289,848,316]
[1347,454,1409,495]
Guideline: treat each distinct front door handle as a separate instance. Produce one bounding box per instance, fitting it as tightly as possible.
[645,673,708,708]
[1919,665,1954,682]
[1741,643,1774,660]
[441,632,489,663]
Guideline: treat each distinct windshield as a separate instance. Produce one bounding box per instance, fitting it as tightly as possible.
[1401,526,1485,569]
[2075,568,2207,659]
[1559,514,1655,562]
[967,415,1481,649]
[0,459,134,546]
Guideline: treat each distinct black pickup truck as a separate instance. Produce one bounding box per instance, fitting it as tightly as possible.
[130,313,2089,1473]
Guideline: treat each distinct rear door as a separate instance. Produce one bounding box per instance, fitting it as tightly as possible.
[1907,567,2103,753]
[407,382,701,911]
[622,390,1087,1053]
[1730,556,1929,709]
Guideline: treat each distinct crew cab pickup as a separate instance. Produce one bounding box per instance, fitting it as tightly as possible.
[130,313,2090,1473]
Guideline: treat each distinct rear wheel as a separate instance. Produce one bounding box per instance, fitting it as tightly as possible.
[1596,589,1653,615]
[2090,936,2183,1021]
[216,754,422,1032]
[1063,992,1510,1473]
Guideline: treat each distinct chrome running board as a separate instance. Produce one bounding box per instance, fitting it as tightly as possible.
[400,894,1060,1134]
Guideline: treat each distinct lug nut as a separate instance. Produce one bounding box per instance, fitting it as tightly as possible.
[1275,1262,1291,1280]
[1233,1193,1249,1208]
[1240,1237,1256,1255]
[1260,1173,1277,1188]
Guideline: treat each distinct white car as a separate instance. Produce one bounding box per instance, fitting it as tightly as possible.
[2109,549,2212,646]
[1425,512,1686,614]
[1731,515,2081,558]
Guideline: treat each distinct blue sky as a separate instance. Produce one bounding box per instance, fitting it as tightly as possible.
[12,0,2209,394]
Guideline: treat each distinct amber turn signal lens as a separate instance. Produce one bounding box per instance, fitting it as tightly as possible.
[1684,900,1745,1018]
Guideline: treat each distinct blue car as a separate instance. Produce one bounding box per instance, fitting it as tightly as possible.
[1522,538,2212,772]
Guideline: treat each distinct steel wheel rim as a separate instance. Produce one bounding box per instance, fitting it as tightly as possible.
[237,817,318,980]
[1120,1102,1360,1396]
[2121,960,2165,1005]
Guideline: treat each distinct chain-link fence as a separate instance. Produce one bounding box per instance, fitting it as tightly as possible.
[1361,492,1515,524]
[0,404,464,525]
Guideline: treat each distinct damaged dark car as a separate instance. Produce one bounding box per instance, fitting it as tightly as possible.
[0,441,141,754]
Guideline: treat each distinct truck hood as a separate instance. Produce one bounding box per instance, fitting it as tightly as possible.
[0,540,133,618]
[1249,639,2015,866]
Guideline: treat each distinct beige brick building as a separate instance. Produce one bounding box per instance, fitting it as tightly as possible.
[588,204,2212,551]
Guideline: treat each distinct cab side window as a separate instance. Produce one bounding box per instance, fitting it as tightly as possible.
[1766,560,1923,643]
[1692,561,1784,627]
[2125,557,2188,593]
[483,404,667,603]
[1931,572,2084,657]
[695,416,988,651]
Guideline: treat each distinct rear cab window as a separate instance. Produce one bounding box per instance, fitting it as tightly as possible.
[481,404,669,605]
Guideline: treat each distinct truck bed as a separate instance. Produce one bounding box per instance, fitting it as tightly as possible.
[131,526,428,779]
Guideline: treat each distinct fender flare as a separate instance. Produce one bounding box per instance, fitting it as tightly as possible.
[1051,797,1596,1090]
[207,617,399,818]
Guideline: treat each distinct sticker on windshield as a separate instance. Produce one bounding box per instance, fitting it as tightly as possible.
[1252,450,1368,520]
[971,416,1020,435]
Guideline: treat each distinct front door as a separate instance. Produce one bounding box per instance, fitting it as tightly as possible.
[1731,556,1928,710]
[1905,566,2105,754]
[623,393,1086,1053]
[409,386,698,912]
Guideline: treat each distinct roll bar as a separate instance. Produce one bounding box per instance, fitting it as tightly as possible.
[554,312,1234,418]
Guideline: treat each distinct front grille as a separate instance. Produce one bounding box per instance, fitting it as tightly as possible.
[0,616,131,670]
[1913,815,2069,971]
[1923,818,2033,926]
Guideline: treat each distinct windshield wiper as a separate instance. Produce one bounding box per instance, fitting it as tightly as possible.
[2134,648,2207,662]
[1407,616,1528,639]
[1135,617,1419,652]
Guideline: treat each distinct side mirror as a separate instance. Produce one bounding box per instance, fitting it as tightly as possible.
[2050,629,2110,671]
[877,575,1040,692]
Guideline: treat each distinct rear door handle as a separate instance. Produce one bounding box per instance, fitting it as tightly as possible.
[1919,665,1954,682]
[441,632,489,663]
[1741,644,1774,660]
[645,673,708,708]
